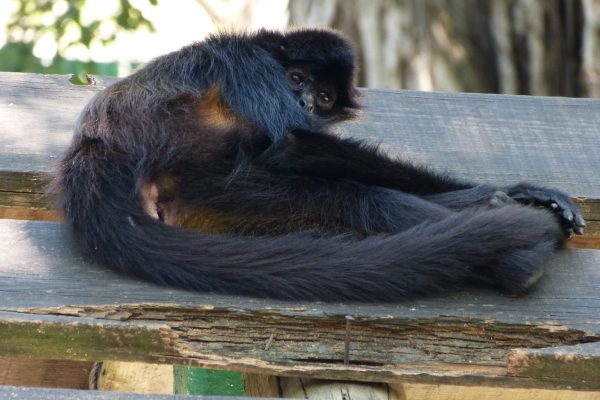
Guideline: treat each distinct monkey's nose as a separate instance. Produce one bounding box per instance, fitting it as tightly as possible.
[299,99,314,113]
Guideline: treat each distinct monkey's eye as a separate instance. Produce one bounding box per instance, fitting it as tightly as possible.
[290,73,304,85]
[319,92,330,103]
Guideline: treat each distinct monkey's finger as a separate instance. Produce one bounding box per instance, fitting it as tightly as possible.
[555,198,586,229]
[562,209,574,222]
[550,196,571,211]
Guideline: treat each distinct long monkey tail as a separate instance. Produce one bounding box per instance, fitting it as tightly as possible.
[55,138,563,302]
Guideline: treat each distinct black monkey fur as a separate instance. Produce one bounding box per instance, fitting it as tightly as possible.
[54,29,585,302]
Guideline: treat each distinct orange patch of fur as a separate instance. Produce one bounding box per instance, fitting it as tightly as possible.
[196,85,238,130]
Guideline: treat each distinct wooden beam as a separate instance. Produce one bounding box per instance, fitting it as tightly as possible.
[0,357,93,389]
[0,72,598,246]
[1,218,600,390]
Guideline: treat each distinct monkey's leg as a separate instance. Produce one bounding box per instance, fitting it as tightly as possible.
[152,165,564,298]
[81,161,564,301]
[172,167,455,236]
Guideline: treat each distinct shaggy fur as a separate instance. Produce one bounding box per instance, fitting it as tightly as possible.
[53,29,584,301]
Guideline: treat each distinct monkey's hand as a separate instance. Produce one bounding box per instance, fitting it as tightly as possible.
[505,184,585,236]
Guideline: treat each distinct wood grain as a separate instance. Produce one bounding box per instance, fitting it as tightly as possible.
[0,357,93,389]
[97,362,173,394]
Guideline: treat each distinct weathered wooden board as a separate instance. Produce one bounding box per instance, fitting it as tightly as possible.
[0,385,212,399]
[1,218,599,390]
[508,342,600,382]
[0,72,598,245]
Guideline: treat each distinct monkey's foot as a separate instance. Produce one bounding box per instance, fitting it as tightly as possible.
[506,185,585,236]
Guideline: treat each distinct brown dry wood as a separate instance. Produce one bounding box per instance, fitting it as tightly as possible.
[242,374,280,397]
[0,357,93,389]
[0,385,210,399]
[1,218,600,390]
[0,72,598,246]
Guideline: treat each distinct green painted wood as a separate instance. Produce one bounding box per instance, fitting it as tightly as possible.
[173,367,244,396]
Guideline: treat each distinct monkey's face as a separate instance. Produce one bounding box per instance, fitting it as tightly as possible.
[287,66,337,116]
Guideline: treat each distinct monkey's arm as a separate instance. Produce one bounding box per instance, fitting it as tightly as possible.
[265,131,585,234]
[266,131,473,195]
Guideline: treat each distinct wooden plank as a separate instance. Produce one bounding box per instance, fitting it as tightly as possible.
[97,362,174,394]
[0,385,213,399]
[0,73,115,174]
[0,72,598,245]
[1,218,600,390]
[507,342,600,382]
[0,357,93,389]
[242,373,280,397]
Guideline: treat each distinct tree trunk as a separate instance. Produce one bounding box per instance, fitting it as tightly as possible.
[582,0,600,97]
[289,0,591,97]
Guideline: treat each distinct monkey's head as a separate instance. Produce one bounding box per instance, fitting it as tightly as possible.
[256,28,361,123]
[284,29,360,122]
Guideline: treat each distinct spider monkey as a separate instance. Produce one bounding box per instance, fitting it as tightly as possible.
[54,28,585,302]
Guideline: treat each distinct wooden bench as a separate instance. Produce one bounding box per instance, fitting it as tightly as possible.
[1,71,600,398]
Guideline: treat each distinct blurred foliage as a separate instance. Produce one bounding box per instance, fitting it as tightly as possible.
[1,0,157,84]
